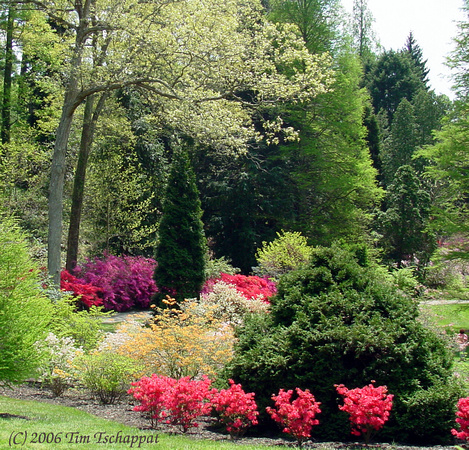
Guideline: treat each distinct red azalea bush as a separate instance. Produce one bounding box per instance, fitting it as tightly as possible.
[60,270,103,308]
[202,273,276,303]
[335,382,393,444]
[164,375,215,432]
[266,388,321,447]
[74,254,158,311]
[211,379,259,439]
[452,397,469,442]
[128,374,176,428]
[129,374,214,432]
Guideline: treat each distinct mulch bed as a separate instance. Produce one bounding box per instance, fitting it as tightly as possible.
[0,383,460,449]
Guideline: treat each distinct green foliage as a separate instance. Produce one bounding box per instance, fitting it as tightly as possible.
[48,294,108,353]
[380,99,419,187]
[416,108,469,254]
[389,267,420,296]
[154,148,206,302]
[226,244,460,443]
[84,100,158,256]
[397,381,464,444]
[365,49,423,121]
[0,215,53,385]
[204,256,240,281]
[255,230,312,279]
[376,165,434,266]
[75,352,140,405]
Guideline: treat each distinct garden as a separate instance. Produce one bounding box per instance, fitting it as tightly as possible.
[2,222,469,449]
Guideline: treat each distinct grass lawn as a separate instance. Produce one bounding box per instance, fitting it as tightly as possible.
[0,397,293,450]
[422,303,469,333]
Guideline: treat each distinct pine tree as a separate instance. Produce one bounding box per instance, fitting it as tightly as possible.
[377,165,434,266]
[404,32,430,88]
[153,148,206,302]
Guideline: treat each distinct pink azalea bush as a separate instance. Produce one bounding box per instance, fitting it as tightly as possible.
[74,254,158,311]
[202,273,276,303]
[266,388,321,447]
[452,397,469,442]
[335,382,393,444]
[211,379,259,438]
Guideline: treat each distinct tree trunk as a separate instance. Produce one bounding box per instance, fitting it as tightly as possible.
[2,5,14,144]
[66,92,107,272]
[48,97,76,285]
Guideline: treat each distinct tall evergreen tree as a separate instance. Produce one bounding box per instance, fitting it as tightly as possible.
[376,165,433,266]
[153,148,206,302]
[351,0,378,62]
[404,32,430,88]
[380,98,419,187]
[365,50,423,123]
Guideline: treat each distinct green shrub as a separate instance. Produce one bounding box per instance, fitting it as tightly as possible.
[76,352,141,404]
[254,230,312,279]
[204,256,240,280]
[48,293,108,353]
[0,215,53,385]
[225,244,460,444]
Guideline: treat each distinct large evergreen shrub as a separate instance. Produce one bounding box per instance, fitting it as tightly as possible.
[0,216,53,384]
[154,149,206,302]
[225,244,461,444]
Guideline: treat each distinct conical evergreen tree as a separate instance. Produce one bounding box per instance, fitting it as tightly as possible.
[404,32,430,88]
[153,148,206,303]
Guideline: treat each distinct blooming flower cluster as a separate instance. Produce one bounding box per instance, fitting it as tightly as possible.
[452,396,469,441]
[129,375,215,432]
[335,382,394,444]
[35,333,84,396]
[74,253,158,311]
[211,379,259,438]
[60,270,103,308]
[129,375,259,437]
[266,388,321,447]
[199,281,269,325]
[202,273,277,303]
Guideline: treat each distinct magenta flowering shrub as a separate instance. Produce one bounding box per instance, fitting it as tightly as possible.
[202,273,276,303]
[74,254,157,311]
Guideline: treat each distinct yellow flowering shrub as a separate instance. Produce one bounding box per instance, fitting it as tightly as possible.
[100,297,235,379]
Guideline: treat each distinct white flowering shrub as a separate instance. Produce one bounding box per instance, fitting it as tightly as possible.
[35,333,84,397]
[97,317,143,353]
[199,281,269,325]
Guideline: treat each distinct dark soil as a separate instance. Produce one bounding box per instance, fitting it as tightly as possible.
[0,383,459,449]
